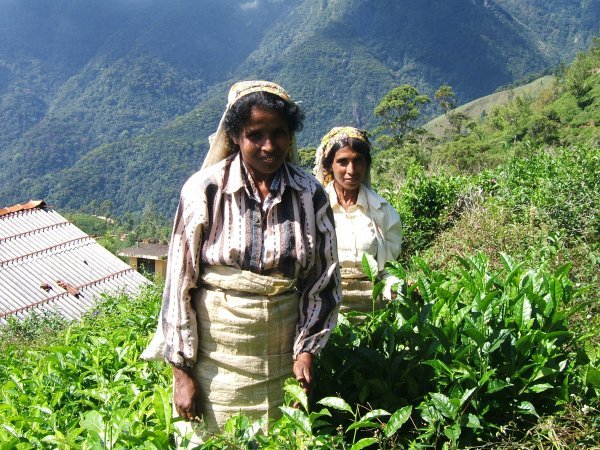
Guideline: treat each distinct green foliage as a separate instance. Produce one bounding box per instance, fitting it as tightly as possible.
[315,254,598,448]
[64,212,112,236]
[434,85,457,113]
[297,146,317,173]
[381,167,465,264]
[65,205,171,256]
[202,378,412,449]
[0,284,172,448]
[0,255,597,448]
[480,145,599,242]
[564,37,600,99]
[371,141,433,186]
[1,310,68,347]
[429,38,599,174]
[374,84,431,147]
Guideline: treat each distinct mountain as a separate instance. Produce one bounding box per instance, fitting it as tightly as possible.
[0,0,597,215]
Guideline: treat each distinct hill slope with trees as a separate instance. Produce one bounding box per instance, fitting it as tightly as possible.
[0,0,597,214]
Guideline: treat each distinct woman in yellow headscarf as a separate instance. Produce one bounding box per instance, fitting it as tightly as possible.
[314,126,402,314]
[142,81,341,447]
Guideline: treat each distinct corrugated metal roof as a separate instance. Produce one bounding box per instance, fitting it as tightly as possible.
[0,203,150,324]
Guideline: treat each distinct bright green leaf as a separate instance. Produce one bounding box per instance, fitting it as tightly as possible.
[444,422,462,443]
[317,397,353,413]
[466,413,482,429]
[153,385,171,429]
[350,438,379,450]
[585,367,600,387]
[517,401,539,417]
[463,325,486,347]
[362,253,379,282]
[361,409,390,421]
[284,379,308,412]
[459,387,477,408]
[515,296,532,330]
[430,393,457,419]
[385,406,412,437]
[423,359,453,377]
[346,420,380,432]
[384,261,406,279]
[280,406,311,436]
[527,383,553,393]
[485,379,512,393]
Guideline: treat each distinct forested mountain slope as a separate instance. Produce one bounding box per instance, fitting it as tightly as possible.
[0,0,597,215]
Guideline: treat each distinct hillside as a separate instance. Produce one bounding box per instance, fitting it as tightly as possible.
[0,0,598,215]
[424,75,557,137]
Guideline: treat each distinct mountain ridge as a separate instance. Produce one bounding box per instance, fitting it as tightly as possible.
[0,0,597,215]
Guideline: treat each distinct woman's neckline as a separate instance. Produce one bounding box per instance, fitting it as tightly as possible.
[333,182,359,210]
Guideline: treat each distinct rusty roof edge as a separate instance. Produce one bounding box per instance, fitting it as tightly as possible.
[0,200,46,217]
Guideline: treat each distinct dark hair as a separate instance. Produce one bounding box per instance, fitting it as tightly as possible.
[322,136,372,173]
[223,91,304,138]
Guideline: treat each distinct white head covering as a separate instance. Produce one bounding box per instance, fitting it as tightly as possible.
[313,126,372,187]
[201,80,300,171]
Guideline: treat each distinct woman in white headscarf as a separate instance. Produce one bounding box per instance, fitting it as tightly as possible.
[314,126,402,314]
[142,81,341,447]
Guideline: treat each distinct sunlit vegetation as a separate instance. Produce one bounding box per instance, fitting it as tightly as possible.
[1,32,598,450]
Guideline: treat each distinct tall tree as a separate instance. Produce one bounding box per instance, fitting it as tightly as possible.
[374,84,430,147]
[434,85,457,114]
[434,84,471,136]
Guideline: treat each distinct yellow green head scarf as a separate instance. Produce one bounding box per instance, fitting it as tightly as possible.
[202,80,299,171]
[314,126,371,187]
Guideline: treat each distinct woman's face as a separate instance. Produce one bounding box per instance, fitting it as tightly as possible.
[232,107,291,181]
[331,145,368,192]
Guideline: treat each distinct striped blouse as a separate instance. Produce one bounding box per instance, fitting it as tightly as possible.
[160,152,341,367]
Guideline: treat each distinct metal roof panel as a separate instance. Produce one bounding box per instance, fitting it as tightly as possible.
[0,203,150,324]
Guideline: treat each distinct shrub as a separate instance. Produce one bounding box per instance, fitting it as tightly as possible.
[315,253,599,448]
[480,145,599,243]
[0,284,172,448]
[382,167,465,264]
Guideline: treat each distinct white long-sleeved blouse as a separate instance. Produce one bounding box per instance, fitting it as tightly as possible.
[325,182,402,274]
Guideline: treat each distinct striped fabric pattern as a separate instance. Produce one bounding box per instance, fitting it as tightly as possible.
[160,152,341,367]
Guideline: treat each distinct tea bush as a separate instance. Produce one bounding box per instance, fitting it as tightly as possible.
[479,144,599,242]
[315,254,599,448]
[0,284,172,449]
[1,257,597,448]
[381,166,466,264]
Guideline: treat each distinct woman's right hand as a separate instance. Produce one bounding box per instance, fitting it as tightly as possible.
[172,365,200,421]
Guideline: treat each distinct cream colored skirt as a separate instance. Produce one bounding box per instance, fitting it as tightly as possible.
[175,266,298,447]
[338,277,381,315]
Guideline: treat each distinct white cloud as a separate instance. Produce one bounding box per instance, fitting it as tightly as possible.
[239,0,284,10]
[239,0,260,10]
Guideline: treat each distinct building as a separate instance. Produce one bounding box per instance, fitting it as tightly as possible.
[0,200,149,324]
[118,243,169,279]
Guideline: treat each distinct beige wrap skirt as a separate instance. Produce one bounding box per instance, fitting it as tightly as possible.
[337,269,382,316]
[175,266,299,447]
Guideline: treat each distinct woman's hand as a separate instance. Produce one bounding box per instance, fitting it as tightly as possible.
[293,352,314,404]
[172,365,200,421]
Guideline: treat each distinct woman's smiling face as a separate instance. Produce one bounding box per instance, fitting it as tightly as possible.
[331,145,368,191]
[232,106,291,181]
